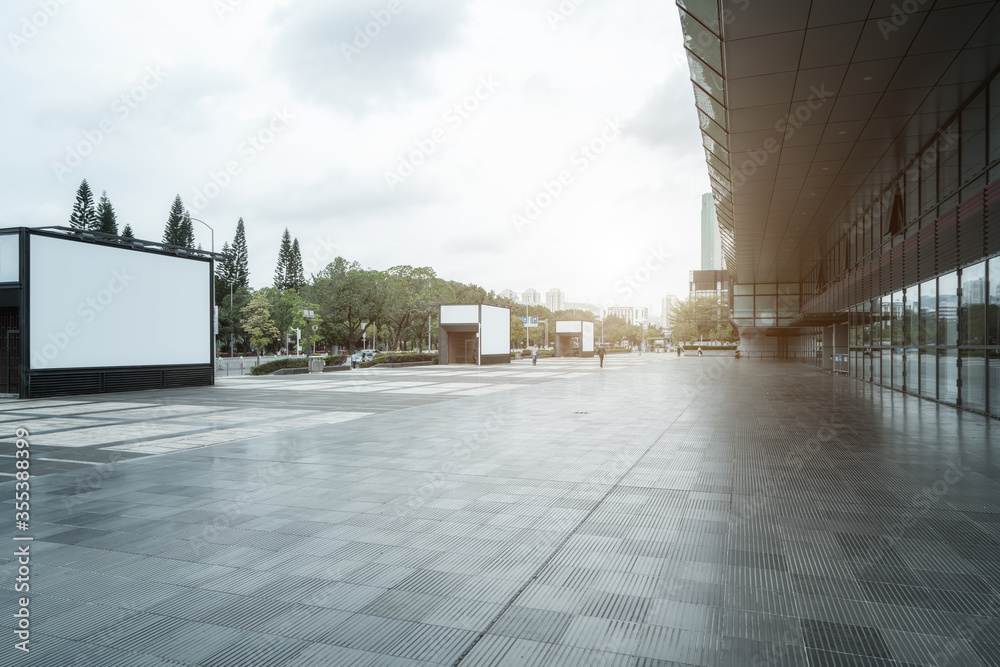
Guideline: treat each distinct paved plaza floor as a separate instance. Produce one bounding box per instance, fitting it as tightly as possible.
[2,355,999,665]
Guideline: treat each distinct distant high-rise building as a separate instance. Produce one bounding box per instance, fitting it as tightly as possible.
[499,289,519,303]
[546,288,565,312]
[605,305,648,326]
[661,294,679,329]
[522,288,540,305]
[701,193,722,271]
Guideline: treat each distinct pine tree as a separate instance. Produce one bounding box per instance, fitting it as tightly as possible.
[95,191,118,235]
[163,195,187,246]
[69,179,97,229]
[179,211,195,248]
[274,228,293,289]
[121,223,134,240]
[232,218,250,288]
[288,238,305,290]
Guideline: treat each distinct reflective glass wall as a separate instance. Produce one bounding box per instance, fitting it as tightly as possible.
[849,256,1000,416]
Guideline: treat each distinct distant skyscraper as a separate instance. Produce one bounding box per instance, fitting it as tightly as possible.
[499,289,519,303]
[546,288,565,312]
[661,294,679,329]
[522,288,540,305]
[701,193,722,271]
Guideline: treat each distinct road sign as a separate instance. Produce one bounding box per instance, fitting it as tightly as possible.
[519,316,539,327]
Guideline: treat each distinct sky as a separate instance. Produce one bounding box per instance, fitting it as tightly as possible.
[2,0,710,315]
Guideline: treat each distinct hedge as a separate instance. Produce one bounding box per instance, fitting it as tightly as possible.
[360,352,437,368]
[323,355,347,366]
[252,358,308,375]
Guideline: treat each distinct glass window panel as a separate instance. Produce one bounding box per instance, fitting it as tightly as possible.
[850,349,859,378]
[990,256,1000,346]
[678,0,720,36]
[734,296,753,318]
[680,12,722,73]
[778,295,799,317]
[873,349,882,384]
[939,121,960,197]
[0,235,19,283]
[904,285,919,346]
[863,300,873,345]
[778,283,798,295]
[961,261,987,345]
[700,112,728,151]
[687,52,725,106]
[905,348,918,394]
[961,350,987,412]
[990,352,1000,416]
[938,272,958,345]
[881,350,892,387]
[755,295,776,326]
[920,350,936,399]
[939,349,958,404]
[881,298,893,347]
[695,86,727,130]
[733,284,753,296]
[891,291,903,346]
[755,284,776,295]
[872,298,882,347]
[920,279,937,345]
[990,76,1000,164]
[962,91,987,184]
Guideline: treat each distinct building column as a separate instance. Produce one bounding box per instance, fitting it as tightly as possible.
[822,326,833,370]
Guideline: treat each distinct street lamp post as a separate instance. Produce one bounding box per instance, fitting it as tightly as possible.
[303,309,314,357]
[190,217,216,355]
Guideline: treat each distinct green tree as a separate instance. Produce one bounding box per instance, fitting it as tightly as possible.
[260,287,303,352]
[232,218,250,288]
[69,179,96,229]
[95,191,118,235]
[121,223,134,240]
[669,295,735,343]
[241,291,280,352]
[310,257,380,353]
[163,195,188,246]
[273,228,293,289]
[288,238,305,290]
[510,314,526,349]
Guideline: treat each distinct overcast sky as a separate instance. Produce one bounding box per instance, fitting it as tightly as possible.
[2,0,710,314]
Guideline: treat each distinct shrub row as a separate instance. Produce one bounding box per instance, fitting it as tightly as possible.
[252,358,308,375]
[360,352,437,368]
[323,355,347,366]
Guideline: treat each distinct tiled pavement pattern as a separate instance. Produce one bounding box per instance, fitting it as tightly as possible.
[2,356,1000,665]
[0,356,641,477]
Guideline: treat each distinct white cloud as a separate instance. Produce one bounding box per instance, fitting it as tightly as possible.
[1,0,710,308]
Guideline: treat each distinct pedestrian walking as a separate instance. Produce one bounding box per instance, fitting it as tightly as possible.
[676,345,682,358]
[698,346,703,357]
[531,345,538,366]
[598,346,605,368]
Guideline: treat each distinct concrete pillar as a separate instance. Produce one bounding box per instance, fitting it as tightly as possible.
[438,327,449,365]
[822,326,833,370]
[834,322,849,373]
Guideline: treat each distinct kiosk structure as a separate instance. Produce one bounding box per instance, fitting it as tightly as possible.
[554,320,595,357]
[0,226,217,398]
[438,304,510,365]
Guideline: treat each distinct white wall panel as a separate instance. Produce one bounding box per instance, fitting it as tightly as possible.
[30,235,210,369]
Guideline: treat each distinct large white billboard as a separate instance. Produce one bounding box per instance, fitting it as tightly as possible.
[30,235,211,370]
[480,305,510,356]
[582,321,595,352]
[440,304,479,325]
